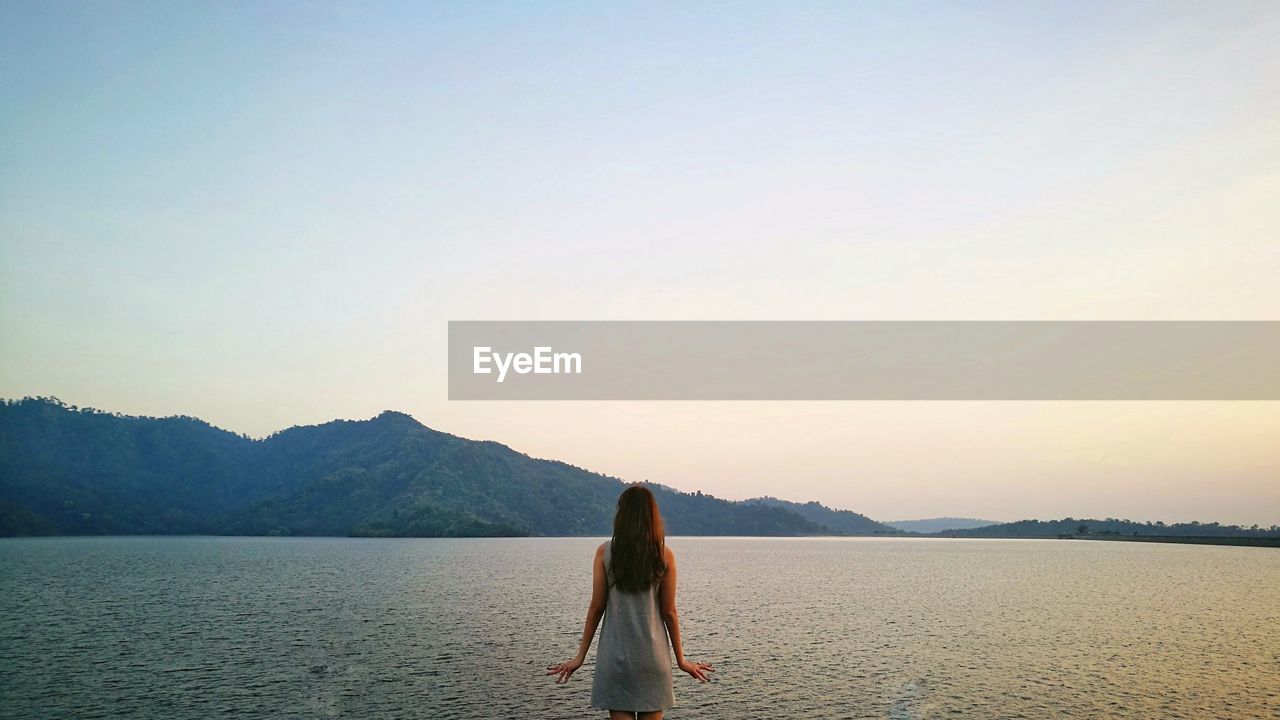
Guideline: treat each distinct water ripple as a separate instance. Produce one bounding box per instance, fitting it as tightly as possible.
[1,536,1277,719]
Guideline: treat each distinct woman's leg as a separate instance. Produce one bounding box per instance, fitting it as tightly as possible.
[637,712,663,720]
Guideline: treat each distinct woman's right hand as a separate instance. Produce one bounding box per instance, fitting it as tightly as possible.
[677,658,715,682]
[546,657,583,684]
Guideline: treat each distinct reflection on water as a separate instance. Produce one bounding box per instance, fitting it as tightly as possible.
[1,536,1277,719]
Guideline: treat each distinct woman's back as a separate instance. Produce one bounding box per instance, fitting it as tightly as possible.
[547,485,712,716]
[590,540,675,711]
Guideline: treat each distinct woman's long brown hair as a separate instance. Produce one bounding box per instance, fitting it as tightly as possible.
[609,485,667,592]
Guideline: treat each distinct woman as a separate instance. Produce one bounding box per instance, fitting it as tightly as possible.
[547,485,714,719]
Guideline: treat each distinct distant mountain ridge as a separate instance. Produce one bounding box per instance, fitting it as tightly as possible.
[887,517,1000,533]
[744,496,897,534]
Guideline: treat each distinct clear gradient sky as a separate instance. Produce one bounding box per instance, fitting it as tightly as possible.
[2,2,1278,525]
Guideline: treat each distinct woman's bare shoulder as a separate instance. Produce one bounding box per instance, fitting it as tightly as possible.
[663,545,676,562]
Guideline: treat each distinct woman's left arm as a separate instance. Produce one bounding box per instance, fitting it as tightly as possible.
[547,543,608,683]
[660,546,714,682]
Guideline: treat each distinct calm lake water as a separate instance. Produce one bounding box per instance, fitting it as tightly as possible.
[1,536,1277,719]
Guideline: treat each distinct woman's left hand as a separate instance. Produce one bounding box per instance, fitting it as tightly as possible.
[546,657,583,683]
[678,658,715,682]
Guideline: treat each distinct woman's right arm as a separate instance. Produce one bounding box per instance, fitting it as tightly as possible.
[547,543,609,683]
[659,546,714,682]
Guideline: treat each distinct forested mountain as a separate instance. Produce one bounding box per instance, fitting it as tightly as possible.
[0,398,261,535]
[5,398,1275,540]
[744,496,897,534]
[0,398,829,538]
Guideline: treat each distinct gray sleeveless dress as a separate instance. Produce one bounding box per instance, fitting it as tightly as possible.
[590,541,675,712]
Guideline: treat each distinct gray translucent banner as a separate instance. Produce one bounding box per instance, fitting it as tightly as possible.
[448,321,1280,400]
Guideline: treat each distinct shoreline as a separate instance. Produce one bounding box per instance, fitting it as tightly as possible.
[3,533,1278,548]
[1072,534,1280,548]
